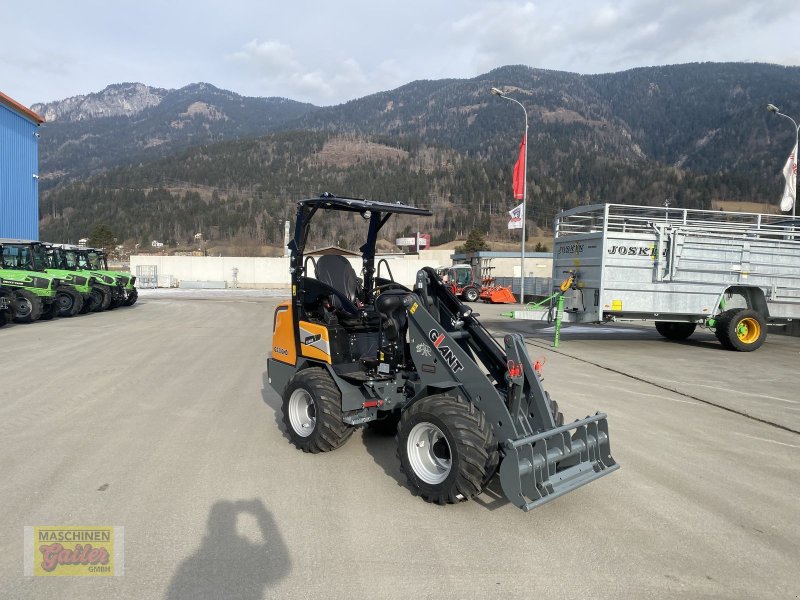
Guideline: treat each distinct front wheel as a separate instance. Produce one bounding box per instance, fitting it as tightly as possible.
[124,288,138,306]
[715,308,767,352]
[655,321,697,341]
[282,368,353,453]
[90,285,111,312]
[462,287,480,302]
[397,394,498,505]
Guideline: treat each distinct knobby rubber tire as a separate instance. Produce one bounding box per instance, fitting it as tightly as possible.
[463,287,479,302]
[91,286,111,312]
[545,391,565,427]
[397,394,499,505]
[714,308,767,352]
[56,286,83,317]
[655,321,697,341]
[282,368,353,453]
[12,289,43,323]
[39,301,59,321]
[124,288,138,306]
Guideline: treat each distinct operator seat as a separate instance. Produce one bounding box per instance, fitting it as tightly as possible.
[315,255,363,317]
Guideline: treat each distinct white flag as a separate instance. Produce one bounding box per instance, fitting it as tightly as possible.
[780,143,797,212]
[507,202,524,230]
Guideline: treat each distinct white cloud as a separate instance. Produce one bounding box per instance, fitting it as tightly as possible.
[3,0,799,106]
[230,40,301,75]
[229,38,402,103]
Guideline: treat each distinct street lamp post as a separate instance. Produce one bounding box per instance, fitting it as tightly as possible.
[490,87,529,304]
[767,103,799,217]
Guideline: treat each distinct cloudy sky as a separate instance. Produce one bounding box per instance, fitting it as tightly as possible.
[3,1,799,107]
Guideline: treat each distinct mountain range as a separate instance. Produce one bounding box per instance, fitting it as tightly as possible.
[33,62,800,249]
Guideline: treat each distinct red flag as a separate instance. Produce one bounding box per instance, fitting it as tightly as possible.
[512,134,526,200]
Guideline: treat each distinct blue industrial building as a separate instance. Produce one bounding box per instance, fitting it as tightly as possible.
[0,92,44,240]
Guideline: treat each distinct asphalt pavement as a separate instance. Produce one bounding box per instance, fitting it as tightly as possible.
[1,293,798,599]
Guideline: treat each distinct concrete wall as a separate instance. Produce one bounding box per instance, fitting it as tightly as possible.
[130,249,458,289]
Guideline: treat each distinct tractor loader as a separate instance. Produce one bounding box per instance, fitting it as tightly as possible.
[267,194,618,511]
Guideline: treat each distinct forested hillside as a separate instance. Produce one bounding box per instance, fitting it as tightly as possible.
[37,62,800,249]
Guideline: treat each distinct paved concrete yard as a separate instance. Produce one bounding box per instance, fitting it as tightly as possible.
[1,294,798,599]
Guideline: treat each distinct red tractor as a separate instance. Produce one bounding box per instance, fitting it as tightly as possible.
[436,264,516,303]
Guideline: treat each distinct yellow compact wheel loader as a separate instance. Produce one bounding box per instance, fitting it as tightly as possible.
[267,193,618,511]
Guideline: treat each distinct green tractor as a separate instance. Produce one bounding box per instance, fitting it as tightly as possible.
[74,246,137,308]
[0,239,67,322]
[0,285,13,327]
[44,243,113,315]
[50,244,119,311]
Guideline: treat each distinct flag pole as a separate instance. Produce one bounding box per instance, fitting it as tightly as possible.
[767,103,799,218]
[490,87,529,303]
[521,112,528,303]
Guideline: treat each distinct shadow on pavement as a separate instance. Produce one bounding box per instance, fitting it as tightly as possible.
[360,427,413,493]
[261,371,290,442]
[165,498,290,600]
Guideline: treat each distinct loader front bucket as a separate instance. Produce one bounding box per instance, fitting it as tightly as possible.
[498,412,618,511]
[479,286,517,303]
[489,286,516,303]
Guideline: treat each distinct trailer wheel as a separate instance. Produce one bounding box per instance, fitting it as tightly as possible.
[715,308,767,352]
[655,321,697,341]
[282,368,353,453]
[397,394,498,505]
[56,287,83,317]
[12,290,43,323]
[463,287,479,302]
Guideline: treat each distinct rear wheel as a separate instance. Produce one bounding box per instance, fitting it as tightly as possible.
[12,290,43,323]
[56,287,83,317]
[463,287,480,302]
[282,368,353,453]
[715,308,767,352]
[397,394,498,505]
[655,321,697,341]
[90,286,111,312]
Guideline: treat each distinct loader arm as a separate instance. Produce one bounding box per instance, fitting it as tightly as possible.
[405,268,619,511]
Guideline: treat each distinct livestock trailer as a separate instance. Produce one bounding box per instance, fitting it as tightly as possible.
[552,204,800,350]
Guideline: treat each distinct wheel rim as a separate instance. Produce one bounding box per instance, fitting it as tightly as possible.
[16,299,31,317]
[57,293,73,310]
[736,317,761,344]
[406,422,452,484]
[288,389,316,437]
